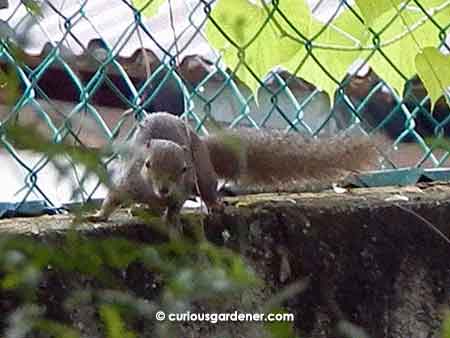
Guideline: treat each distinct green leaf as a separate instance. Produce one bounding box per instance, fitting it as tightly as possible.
[425,136,450,151]
[282,7,368,98]
[442,309,450,338]
[99,305,136,338]
[132,0,166,18]
[415,47,450,106]
[354,0,403,26]
[364,0,450,96]
[23,0,42,16]
[205,0,305,97]
[34,320,80,338]
[206,0,369,99]
[0,65,20,106]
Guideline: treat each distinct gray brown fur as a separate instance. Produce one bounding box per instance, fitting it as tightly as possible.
[89,112,218,230]
[134,112,218,208]
[203,128,378,186]
[91,112,377,228]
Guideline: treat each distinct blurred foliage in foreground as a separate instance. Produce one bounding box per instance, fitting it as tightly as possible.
[0,232,296,337]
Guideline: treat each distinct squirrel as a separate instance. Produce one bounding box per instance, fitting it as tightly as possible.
[88,112,378,236]
[87,112,219,237]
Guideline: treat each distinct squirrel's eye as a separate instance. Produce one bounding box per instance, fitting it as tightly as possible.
[145,160,151,169]
[181,166,188,174]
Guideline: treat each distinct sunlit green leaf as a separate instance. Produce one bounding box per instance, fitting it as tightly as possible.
[206,0,368,99]
[132,0,166,18]
[205,0,304,97]
[415,47,450,106]
[283,7,368,99]
[354,0,403,26]
[364,0,450,96]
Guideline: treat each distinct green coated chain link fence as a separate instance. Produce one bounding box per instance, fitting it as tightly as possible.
[0,0,449,215]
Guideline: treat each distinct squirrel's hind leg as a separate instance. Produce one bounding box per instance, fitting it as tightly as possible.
[190,134,220,211]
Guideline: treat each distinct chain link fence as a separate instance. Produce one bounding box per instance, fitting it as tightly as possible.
[0,0,449,215]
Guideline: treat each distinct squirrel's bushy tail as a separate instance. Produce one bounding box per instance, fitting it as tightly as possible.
[203,129,378,186]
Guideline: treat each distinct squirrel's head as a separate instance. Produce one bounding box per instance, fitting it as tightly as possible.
[141,139,191,200]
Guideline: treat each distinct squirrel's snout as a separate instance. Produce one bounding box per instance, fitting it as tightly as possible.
[154,185,171,199]
[159,186,169,196]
